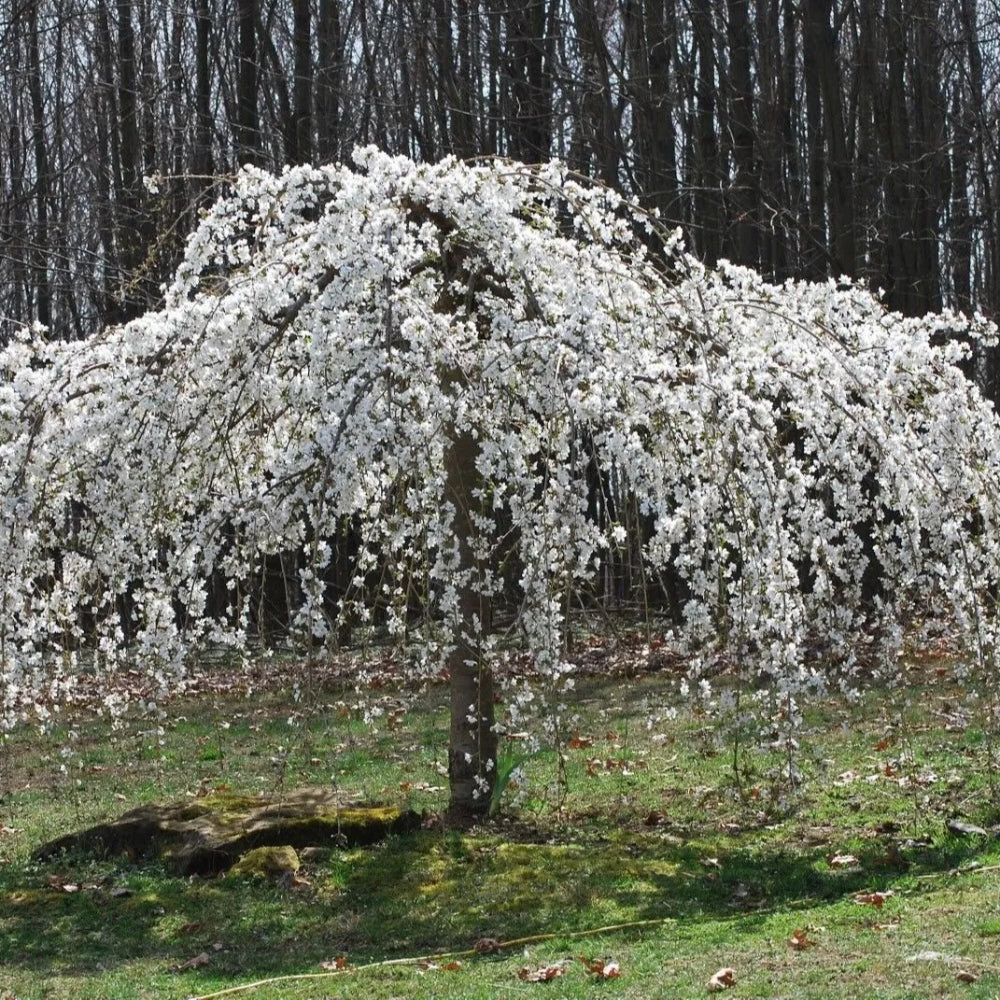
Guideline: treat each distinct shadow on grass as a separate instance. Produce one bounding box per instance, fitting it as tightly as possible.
[0,824,988,985]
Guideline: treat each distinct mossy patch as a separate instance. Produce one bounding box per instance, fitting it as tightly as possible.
[229,845,300,878]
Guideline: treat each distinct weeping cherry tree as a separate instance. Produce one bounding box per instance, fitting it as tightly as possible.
[3,150,1000,817]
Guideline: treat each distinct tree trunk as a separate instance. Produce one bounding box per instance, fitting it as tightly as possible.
[444,426,497,821]
[690,0,721,264]
[726,0,758,267]
[803,0,854,276]
[26,0,52,329]
[624,0,679,226]
[193,0,214,178]
[236,0,261,164]
[292,0,313,164]
[315,0,342,162]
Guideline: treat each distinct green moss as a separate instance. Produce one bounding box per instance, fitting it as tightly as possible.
[229,845,300,878]
[199,791,269,814]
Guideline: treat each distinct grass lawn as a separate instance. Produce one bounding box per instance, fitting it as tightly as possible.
[2,636,1000,999]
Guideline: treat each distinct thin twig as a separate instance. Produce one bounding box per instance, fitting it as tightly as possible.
[914,862,1000,879]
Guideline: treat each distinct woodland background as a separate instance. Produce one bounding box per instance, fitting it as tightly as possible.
[3,0,1000,387]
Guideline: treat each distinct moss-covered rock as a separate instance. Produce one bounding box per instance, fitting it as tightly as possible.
[32,787,421,876]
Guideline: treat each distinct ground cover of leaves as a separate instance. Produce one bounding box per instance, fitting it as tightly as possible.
[2,638,1000,999]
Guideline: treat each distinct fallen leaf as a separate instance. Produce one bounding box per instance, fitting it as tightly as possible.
[956,970,979,983]
[788,928,818,950]
[46,874,81,893]
[828,853,860,868]
[417,959,462,972]
[568,732,594,749]
[579,956,621,978]
[708,967,736,991]
[474,937,502,953]
[854,891,893,908]
[319,956,348,971]
[701,856,722,870]
[171,951,210,972]
[518,962,568,982]
[868,920,900,932]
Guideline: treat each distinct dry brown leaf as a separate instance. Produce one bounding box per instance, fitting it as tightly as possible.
[867,919,901,932]
[708,967,736,991]
[474,937,502,953]
[171,951,211,973]
[518,962,568,982]
[579,956,622,978]
[828,853,860,868]
[956,970,979,983]
[853,890,894,909]
[417,959,462,972]
[319,956,348,971]
[788,928,818,951]
[45,874,81,894]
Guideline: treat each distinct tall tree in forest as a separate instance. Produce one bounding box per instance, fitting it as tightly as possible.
[25,1,52,329]
[725,0,758,267]
[689,0,722,263]
[315,0,343,162]
[624,0,680,226]
[236,0,261,164]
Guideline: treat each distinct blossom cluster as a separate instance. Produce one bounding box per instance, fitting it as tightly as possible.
[1,149,999,737]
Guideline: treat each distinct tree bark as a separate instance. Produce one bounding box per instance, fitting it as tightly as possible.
[236,0,261,164]
[444,426,497,821]
[26,0,52,329]
[292,0,313,164]
[726,0,758,267]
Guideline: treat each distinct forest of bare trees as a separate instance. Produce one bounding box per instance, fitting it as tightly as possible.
[4,1,1000,387]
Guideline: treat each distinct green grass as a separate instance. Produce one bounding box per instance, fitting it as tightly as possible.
[3,649,1000,999]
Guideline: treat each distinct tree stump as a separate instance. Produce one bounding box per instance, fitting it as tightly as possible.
[33,787,421,876]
